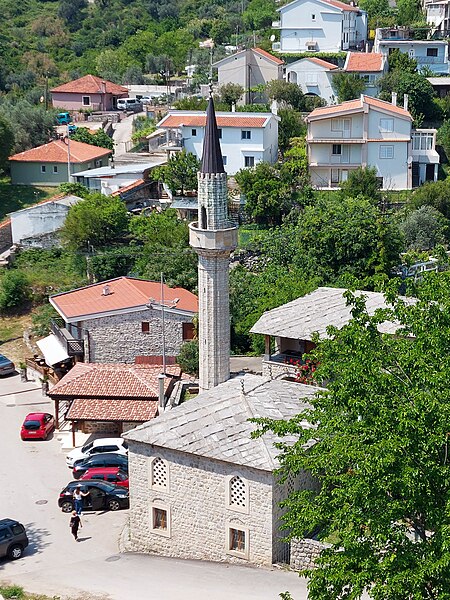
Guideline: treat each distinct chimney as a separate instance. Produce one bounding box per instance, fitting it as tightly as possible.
[270,99,278,115]
[158,373,165,409]
[102,284,111,296]
[403,93,409,112]
[101,80,107,94]
[231,102,236,113]
[392,92,397,106]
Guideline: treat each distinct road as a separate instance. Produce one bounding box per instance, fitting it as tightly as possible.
[112,112,144,156]
[0,374,310,599]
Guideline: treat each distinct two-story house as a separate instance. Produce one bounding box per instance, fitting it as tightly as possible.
[426,0,450,36]
[306,94,439,190]
[157,111,280,175]
[213,48,284,105]
[272,0,367,54]
[374,28,449,74]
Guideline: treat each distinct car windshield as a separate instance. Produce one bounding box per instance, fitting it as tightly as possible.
[0,355,11,365]
[24,420,41,430]
[94,481,117,492]
[81,442,94,453]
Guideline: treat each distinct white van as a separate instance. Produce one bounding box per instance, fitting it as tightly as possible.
[116,98,142,111]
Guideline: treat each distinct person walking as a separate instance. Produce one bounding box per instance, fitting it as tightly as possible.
[73,485,89,515]
[69,511,82,541]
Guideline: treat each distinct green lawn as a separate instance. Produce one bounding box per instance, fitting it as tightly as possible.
[0,177,54,222]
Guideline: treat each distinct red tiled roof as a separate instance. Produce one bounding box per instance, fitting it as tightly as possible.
[111,179,146,197]
[51,74,128,95]
[307,95,411,119]
[66,398,159,422]
[253,47,284,65]
[49,363,181,398]
[346,53,384,72]
[50,276,198,319]
[307,57,339,70]
[9,140,111,164]
[321,0,359,11]
[159,114,268,129]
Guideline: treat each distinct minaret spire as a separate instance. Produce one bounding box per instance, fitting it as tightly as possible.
[189,97,238,391]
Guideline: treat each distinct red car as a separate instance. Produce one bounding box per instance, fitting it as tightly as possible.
[20,412,55,440]
[81,467,129,488]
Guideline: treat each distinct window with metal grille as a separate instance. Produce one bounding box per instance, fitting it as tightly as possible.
[229,528,246,552]
[229,476,247,508]
[153,507,167,530]
[152,457,167,488]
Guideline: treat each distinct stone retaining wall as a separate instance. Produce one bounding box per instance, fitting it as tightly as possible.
[290,538,330,571]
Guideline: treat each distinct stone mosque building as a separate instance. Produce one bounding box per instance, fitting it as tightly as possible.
[124,98,319,566]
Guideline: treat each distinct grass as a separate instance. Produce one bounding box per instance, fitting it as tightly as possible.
[0,313,33,364]
[0,584,110,599]
[0,177,54,222]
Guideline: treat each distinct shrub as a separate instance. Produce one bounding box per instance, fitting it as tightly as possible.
[0,270,30,313]
[177,339,199,377]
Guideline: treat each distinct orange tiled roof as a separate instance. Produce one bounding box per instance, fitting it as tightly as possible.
[9,140,111,164]
[50,276,198,319]
[307,57,339,70]
[307,95,411,119]
[66,398,159,422]
[159,114,268,129]
[111,179,146,197]
[346,53,384,72]
[253,47,284,65]
[51,74,128,95]
[49,363,181,398]
[321,0,359,11]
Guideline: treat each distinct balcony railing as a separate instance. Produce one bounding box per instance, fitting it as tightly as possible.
[416,55,444,64]
[51,320,84,356]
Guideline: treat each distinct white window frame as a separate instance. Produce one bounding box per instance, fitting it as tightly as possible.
[379,118,394,133]
[226,523,249,559]
[149,456,170,492]
[305,72,318,85]
[331,118,343,132]
[332,144,342,155]
[150,501,171,538]
[53,165,58,174]
[241,130,251,140]
[331,168,340,184]
[191,128,197,137]
[225,474,249,514]
[82,96,91,106]
[379,145,394,159]
[244,156,255,168]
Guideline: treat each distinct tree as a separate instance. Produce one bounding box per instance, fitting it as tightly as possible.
[379,70,435,120]
[339,167,382,204]
[396,0,423,25]
[177,339,199,376]
[58,182,90,198]
[60,193,129,250]
[70,128,114,151]
[266,80,306,110]
[0,101,57,153]
[278,108,306,154]
[409,179,450,220]
[152,151,201,196]
[387,48,417,73]
[400,205,447,250]
[219,83,244,109]
[437,119,450,160]
[0,115,14,173]
[254,282,450,599]
[95,49,130,84]
[331,72,367,103]
[0,270,30,312]
[242,0,277,30]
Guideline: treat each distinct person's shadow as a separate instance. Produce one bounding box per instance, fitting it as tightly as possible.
[77,537,92,542]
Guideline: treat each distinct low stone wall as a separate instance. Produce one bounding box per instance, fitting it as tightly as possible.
[290,538,330,571]
[262,360,297,380]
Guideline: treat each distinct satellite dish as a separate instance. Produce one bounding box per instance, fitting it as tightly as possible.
[270,34,276,42]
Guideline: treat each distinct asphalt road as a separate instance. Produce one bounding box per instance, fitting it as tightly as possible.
[0,374,311,599]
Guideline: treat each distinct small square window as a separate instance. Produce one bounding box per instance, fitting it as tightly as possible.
[218,128,222,139]
[222,156,227,165]
[141,322,150,333]
[379,118,393,133]
[191,128,197,136]
[379,145,394,159]
[153,507,167,530]
[228,527,247,555]
[41,165,46,173]
[53,165,58,174]
[244,156,255,168]
[427,48,438,57]
[331,118,343,132]
[332,144,342,155]
[182,322,195,340]
[241,130,251,140]
[82,96,90,106]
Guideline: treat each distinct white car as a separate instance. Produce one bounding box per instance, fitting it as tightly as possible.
[66,438,128,468]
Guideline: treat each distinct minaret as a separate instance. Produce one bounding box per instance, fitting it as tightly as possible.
[189,97,238,391]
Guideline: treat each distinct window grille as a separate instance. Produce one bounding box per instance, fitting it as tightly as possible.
[152,457,167,488]
[229,476,246,508]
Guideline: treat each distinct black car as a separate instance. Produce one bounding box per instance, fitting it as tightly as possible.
[58,480,129,513]
[0,519,29,560]
[72,452,129,479]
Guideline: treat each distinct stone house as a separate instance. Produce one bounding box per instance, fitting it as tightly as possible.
[123,375,320,566]
[48,362,181,443]
[9,140,112,187]
[48,277,198,364]
[51,74,128,112]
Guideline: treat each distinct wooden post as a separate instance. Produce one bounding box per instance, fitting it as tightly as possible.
[264,335,271,362]
[72,421,76,448]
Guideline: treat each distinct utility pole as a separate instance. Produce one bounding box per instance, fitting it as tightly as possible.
[66,125,72,183]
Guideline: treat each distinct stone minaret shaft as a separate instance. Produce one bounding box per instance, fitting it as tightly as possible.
[189,98,237,391]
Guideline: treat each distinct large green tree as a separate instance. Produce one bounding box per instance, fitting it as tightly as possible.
[331,72,367,103]
[0,114,14,172]
[254,280,450,599]
[153,150,200,196]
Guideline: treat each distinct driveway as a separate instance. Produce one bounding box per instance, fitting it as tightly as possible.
[0,374,311,599]
[112,112,145,156]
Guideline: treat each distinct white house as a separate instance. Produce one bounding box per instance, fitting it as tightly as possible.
[123,374,320,566]
[306,94,439,190]
[157,111,280,175]
[213,48,284,105]
[286,57,338,104]
[426,0,450,35]
[374,28,449,74]
[272,0,367,54]
[10,194,82,248]
[73,160,166,195]
[343,53,387,97]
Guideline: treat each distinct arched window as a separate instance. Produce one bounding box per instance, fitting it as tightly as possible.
[151,457,167,489]
[229,475,247,510]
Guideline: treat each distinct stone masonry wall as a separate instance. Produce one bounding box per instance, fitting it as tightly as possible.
[127,441,275,566]
[197,172,228,230]
[290,538,330,571]
[262,360,297,380]
[82,309,193,363]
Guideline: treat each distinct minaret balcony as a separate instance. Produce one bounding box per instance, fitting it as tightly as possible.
[189,221,238,254]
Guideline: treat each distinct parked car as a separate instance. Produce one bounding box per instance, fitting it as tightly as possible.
[66,437,128,468]
[20,412,55,441]
[116,98,142,111]
[0,354,15,376]
[58,481,129,513]
[72,452,129,479]
[0,519,29,560]
[81,467,129,488]
[56,112,72,125]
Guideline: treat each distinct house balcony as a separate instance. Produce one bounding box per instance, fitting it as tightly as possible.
[159,132,184,152]
[262,352,301,380]
[50,320,84,356]
[309,161,361,168]
[307,137,365,144]
[416,56,445,65]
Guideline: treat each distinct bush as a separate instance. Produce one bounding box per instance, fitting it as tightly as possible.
[399,205,447,250]
[0,585,25,599]
[0,270,30,313]
[177,339,199,377]
[32,303,60,337]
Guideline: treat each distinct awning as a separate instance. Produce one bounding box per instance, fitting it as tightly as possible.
[36,334,70,366]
